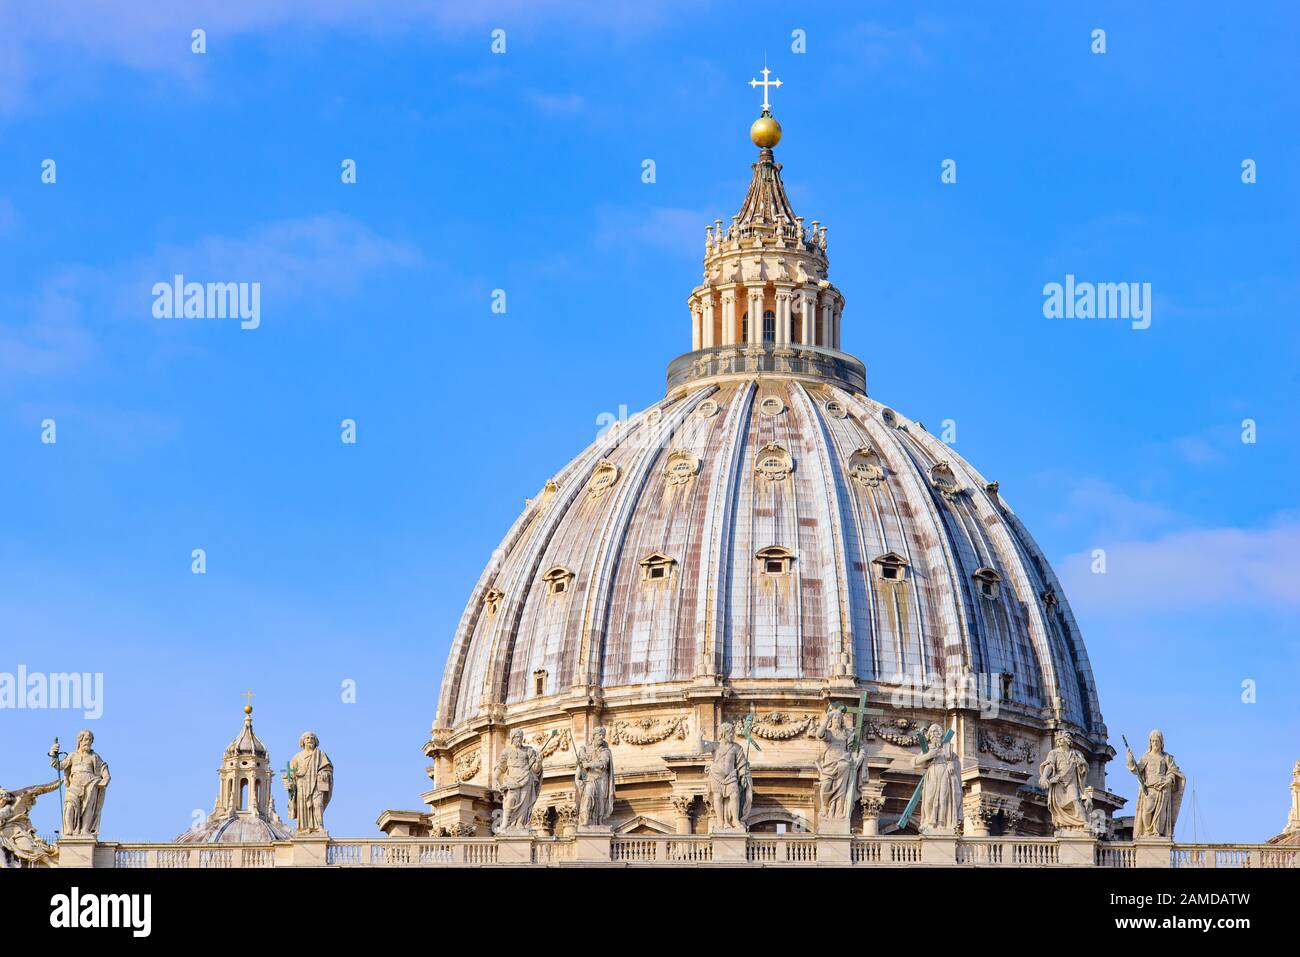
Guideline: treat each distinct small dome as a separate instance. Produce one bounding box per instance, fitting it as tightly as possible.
[225,714,268,758]
[176,812,293,844]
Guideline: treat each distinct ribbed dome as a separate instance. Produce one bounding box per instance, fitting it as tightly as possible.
[225,714,268,758]
[176,811,292,844]
[421,101,1116,840]
[436,378,1104,739]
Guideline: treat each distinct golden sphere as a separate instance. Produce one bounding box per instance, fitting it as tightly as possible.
[244,704,253,715]
[750,114,782,148]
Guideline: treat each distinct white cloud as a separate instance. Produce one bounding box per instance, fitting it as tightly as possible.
[594,205,708,256]
[0,213,420,383]
[1059,514,1300,615]
[0,0,688,113]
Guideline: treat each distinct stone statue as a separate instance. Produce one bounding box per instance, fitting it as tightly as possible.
[51,731,110,837]
[1126,730,1185,839]
[495,729,543,832]
[574,727,615,828]
[1039,731,1092,832]
[815,706,866,821]
[0,779,61,866]
[706,722,752,831]
[283,732,333,834]
[911,724,961,833]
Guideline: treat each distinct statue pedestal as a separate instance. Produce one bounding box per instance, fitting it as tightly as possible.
[1055,831,1097,866]
[817,834,852,864]
[1134,838,1173,868]
[496,833,535,864]
[919,833,957,865]
[55,836,97,868]
[290,834,330,867]
[708,830,748,863]
[573,825,613,863]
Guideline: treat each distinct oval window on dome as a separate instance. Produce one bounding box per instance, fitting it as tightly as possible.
[663,448,700,486]
[587,459,620,498]
[698,398,719,418]
[825,399,847,419]
[754,442,793,481]
[880,407,897,427]
[847,447,885,488]
[759,395,785,417]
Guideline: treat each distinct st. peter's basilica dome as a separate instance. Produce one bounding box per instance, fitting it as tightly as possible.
[413,105,1120,840]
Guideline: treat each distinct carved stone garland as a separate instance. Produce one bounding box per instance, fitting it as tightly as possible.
[607,715,689,746]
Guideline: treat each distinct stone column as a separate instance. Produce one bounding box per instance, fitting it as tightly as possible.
[719,286,738,346]
[702,294,717,348]
[859,782,887,836]
[773,284,794,345]
[819,297,834,348]
[690,299,702,351]
[798,289,816,345]
[670,794,695,835]
[554,800,577,839]
[747,287,764,346]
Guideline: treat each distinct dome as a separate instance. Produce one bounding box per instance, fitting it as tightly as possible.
[422,92,1115,839]
[437,380,1103,734]
[176,811,292,844]
[175,707,293,843]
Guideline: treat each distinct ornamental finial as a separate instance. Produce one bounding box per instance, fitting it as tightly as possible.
[749,62,783,147]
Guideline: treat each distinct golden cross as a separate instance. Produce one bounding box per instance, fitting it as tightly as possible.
[242,689,255,709]
[749,65,782,112]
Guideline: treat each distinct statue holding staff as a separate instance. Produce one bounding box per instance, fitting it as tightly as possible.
[1125,729,1184,839]
[50,730,110,837]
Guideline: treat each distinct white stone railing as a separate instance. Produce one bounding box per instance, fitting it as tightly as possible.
[56,836,1300,868]
[1095,843,1137,868]
[956,837,1060,866]
[746,834,818,864]
[610,835,713,864]
[325,839,500,866]
[112,844,276,869]
[851,837,922,865]
[1170,844,1300,869]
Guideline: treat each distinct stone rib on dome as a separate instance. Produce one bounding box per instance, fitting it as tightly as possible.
[435,380,1104,738]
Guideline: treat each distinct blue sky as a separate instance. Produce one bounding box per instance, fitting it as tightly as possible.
[1,1,1297,842]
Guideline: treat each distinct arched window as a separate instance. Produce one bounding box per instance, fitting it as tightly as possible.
[239,779,248,810]
[763,310,776,343]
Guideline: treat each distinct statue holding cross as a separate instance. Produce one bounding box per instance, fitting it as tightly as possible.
[910,723,962,833]
[706,722,752,832]
[815,695,870,823]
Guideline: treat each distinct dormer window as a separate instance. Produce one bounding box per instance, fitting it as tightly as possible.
[973,567,1001,600]
[533,670,548,696]
[757,546,794,577]
[543,566,574,597]
[639,552,677,584]
[872,552,909,582]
